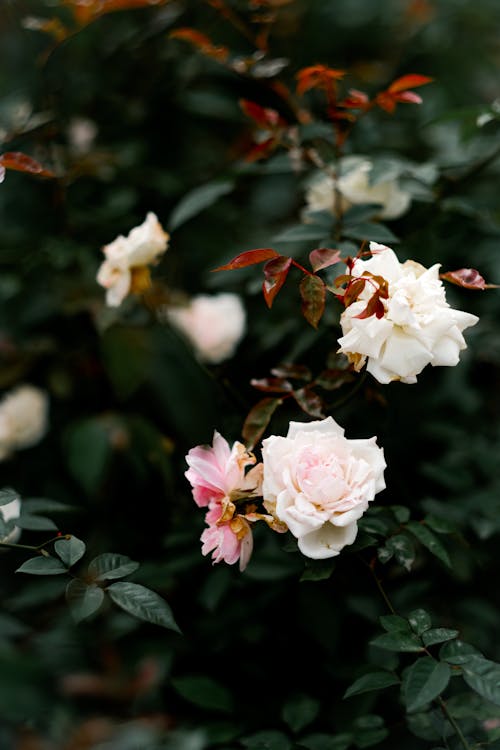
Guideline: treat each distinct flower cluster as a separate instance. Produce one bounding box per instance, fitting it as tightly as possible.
[97,212,169,307]
[186,418,386,568]
[0,385,49,461]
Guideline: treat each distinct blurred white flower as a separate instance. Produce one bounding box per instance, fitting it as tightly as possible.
[305,156,411,220]
[337,243,479,384]
[0,495,21,544]
[0,165,5,183]
[97,212,169,307]
[67,117,98,156]
[167,293,246,364]
[0,385,49,460]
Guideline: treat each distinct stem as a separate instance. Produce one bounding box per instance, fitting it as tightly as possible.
[367,558,396,614]
[330,369,367,410]
[0,534,70,553]
[291,259,314,277]
[437,697,473,750]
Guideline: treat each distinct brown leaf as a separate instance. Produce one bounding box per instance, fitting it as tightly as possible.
[440,268,500,290]
[299,275,326,329]
[293,387,325,418]
[242,397,283,450]
[250,377,293,393]
[271,363,312,380]
[315,368,355,390]
[0,151,55,178]
[170,27,229,62]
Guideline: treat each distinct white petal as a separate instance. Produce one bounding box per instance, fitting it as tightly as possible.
[298,521,358,559]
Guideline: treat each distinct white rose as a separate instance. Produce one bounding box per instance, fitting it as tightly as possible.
[0,385,49,460]
[337,243,479,384]
[0,495,21,544]
[262,417,386,559]
[167,293,246,364]
[97,212,169,307]
[304,157,411,220]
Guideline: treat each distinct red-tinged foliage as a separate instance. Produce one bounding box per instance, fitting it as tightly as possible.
[213,248,279,272]
[170,28,230,62]
[262,256,292,307]
[239,99,284,129]
[0,152,55,178]
[60,0,168,25]
[23,16,69,42]
[296,65,345,96]
[271,363,312,381]
[309,247,343,272]
[250,377,293,393]
[375,74,433,114]
[343,278,366,307]
[440,268,500,290]
[242,397,283,449]
[293,387,326,419]
[244,137,280,162]
[299,274,326,329]
[339,88,371,110]
[355,293,386,319]
[315,368,355,391]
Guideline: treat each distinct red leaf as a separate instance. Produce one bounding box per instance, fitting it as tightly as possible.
[440,268,500,290]
[299,275,326,329]
[242,397,283,450]
[250,377,293,393]
[170,28,229,62]
[309,247,343,272]
[239,99,283,128]
[315,368,355,390]
[293,387,325,418]
[387,74,433,93]
[244,137,279,162]
[340,88,370,109]
[374,92,397,113]
[296,65,345,96]
[355,293,386,319]
[262,255,292,307]
[213,248,279,272]
[343,278,366,307]
[0,152,54,178]
[395,91,423,105]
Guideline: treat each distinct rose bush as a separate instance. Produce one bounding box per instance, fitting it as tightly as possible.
[262,417,386,559]
[337,243,479,383]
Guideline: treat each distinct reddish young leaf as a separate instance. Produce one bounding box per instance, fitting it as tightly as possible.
[170,28,229,62]
[262,255,292,307]
[293,387,326,418]
[296,65,345,96]
[440,268,500,290]
[239,99,284,128]
[271,363,312,381]
[309,247,343,272]
[250,377,293,393]
[244,136,280,163]
[213,248,279,272]
[0,152,54,178]
[339,88,370,110]
[300,275,326,329]
[387,74,434,93]
[343,278,366,307]
[315,368,355,390]
[242,397,283,450]
[355,293,386,319]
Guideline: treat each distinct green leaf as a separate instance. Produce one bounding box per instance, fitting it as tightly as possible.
[300,275,326,329]
[380,614,411,633]
[16,556,68,576]
[461,656,500,706]
[171,675,233,713]
[402,657,451,712]
[387,533,416,571]
[390,505,410,523]
[344,671,400,698]
[55,536,86,567]
[423,514,457,534]
[107,581,180,632]
[0,488,20,507]
[274,224,331,243]
[371,631,424,653]
[300,558,336,582]
[343,222,399,244]
[298,733,352,750]
[353,715,388,748]
[241,730,291,750]
[408,609,432,635]
[88,553,139,582]
[66,579,104,622]
[22,498,76,515]
[422,628,459,647]
[65,418,112,495]
[282,693,319,733]
[439,640,483,665]
[101,326,152,400]
[406,522,451,567]
[16,514,57,532]
[169,179,235,231]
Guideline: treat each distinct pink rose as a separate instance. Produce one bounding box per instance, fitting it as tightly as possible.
[262,417,386,559]
[201,503,253,572]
